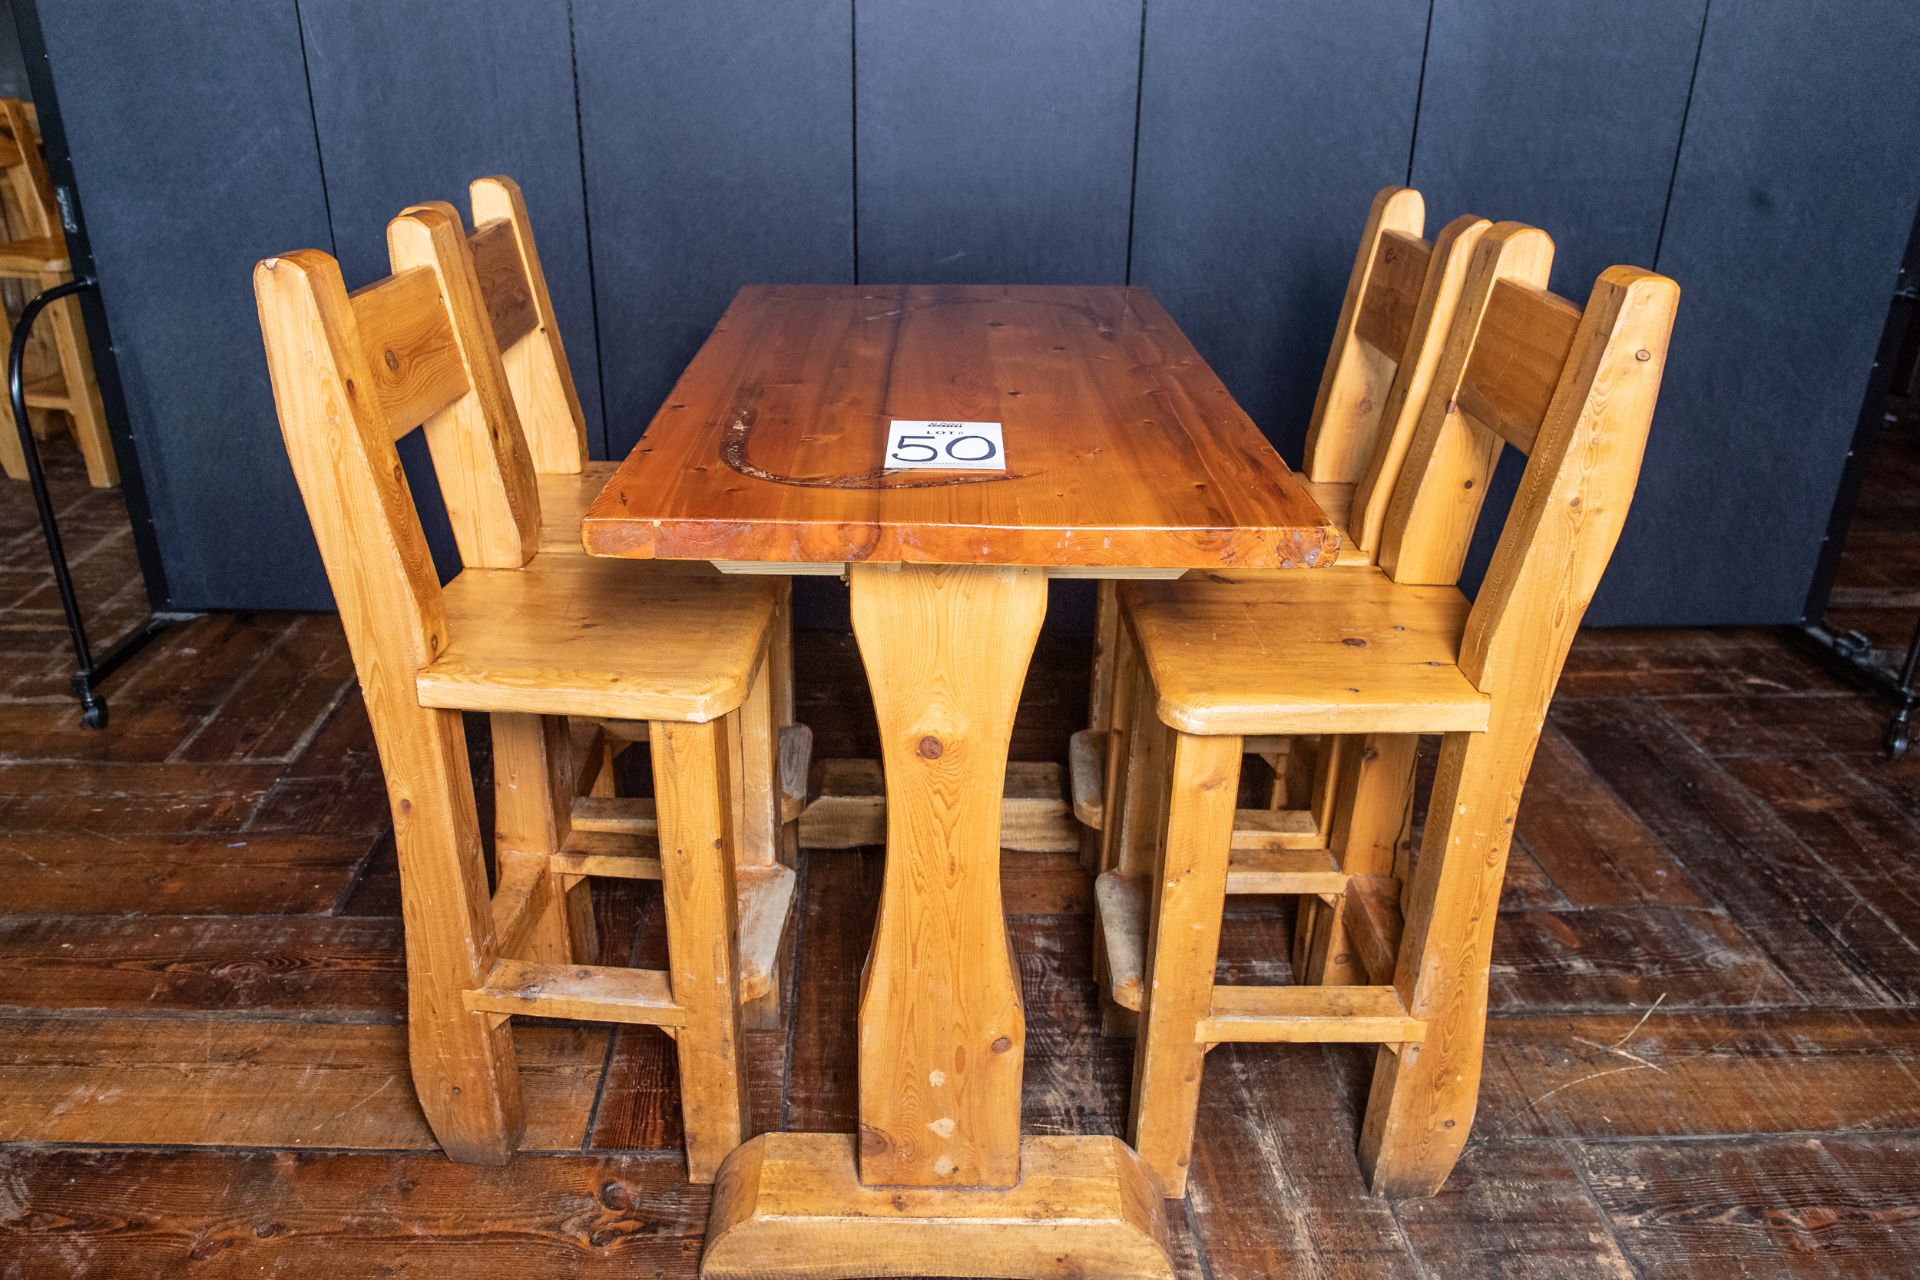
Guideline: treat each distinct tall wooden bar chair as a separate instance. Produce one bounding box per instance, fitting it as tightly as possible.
[0,97,115,487]
[1084,195,1491,1022]
[255,205,777,1179]
[448,175,806,1026]
[1076,191,1489,864]
[1101,224,1679,1197]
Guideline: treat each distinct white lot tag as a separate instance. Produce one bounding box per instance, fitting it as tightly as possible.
[884,420,1007,471]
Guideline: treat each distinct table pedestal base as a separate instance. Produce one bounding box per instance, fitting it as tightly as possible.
[700,1132,1176,1280]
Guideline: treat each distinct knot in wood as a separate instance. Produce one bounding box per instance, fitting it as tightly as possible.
[1341,637,1368,648]
[382,348,399,372]
[991,1035,1013,1054]
[917,735,945,760]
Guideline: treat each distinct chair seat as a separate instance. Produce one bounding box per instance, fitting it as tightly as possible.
[1121,570,1491,737]
[418,550,778,723]
[536,460,619,555]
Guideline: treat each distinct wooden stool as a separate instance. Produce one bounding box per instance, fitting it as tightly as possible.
[255,205,779,1179]
[0,97,115,488]
[1100,223,1680,1197]
[438,174,807,1026]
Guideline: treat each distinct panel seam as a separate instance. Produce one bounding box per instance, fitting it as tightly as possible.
[1123,0,1149,285]
[290,0,338,256]
[566,0,613,457]
[1653,0,1713,269]
[1404,0,1436,184]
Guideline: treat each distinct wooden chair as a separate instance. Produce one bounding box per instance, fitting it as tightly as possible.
[450,175,807,1026]
[255,205,780,1179]
[1099,224,1680,1197]
[1076,190,1490,922]
[0,97,115,488]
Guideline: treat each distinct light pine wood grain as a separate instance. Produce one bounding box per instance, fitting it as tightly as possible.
[848,562,1046,1188]
[582,285,1334,570]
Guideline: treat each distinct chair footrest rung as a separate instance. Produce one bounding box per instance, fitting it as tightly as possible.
[1068,728,1105,829]
[737,864,797,1004]
[464,959,685,1026]
[779,723,812,825]
[551,820,663,880]
[1094,871,1148,1013]
[1199,985,1425,1045]
[1226,846,1347,894]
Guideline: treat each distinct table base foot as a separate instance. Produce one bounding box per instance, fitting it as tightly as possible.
[700,1132,1176,1280]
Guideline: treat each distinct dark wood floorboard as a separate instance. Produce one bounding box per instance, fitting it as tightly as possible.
[5,439,1920,1275]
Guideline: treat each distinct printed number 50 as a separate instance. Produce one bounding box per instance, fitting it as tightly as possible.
[890,434,998,464]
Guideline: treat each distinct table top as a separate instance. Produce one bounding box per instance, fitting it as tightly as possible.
[582,284,1336,570]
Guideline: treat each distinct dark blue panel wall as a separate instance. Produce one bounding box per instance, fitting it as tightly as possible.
[855,0,1140,285]
[1409,0,1708,611]
[1617,0,1920,625]
[1129,0,1429,463]
[34,0,1920,628]
[36,0,333,610]
[299,0,606,455]
[573,0,853,456]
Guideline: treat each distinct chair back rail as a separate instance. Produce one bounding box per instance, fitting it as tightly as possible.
[469,175,590,474]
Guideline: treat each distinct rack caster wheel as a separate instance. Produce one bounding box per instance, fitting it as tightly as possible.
[1887,711,1911,760]
[79,697,108,730]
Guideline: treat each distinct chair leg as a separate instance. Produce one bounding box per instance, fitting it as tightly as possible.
[1358,728,1519,1197]
[652,715,750,1184]
[733,645,788,1030]
[396,707,523,1163]
[1129,730,1241,1197]
[1301,734,1418,985]
[491,712,591,964]
[42,281,116,488]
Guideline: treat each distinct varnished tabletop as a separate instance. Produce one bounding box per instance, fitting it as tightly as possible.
[583,284,1335,570]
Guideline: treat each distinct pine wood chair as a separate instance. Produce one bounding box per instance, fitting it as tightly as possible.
[451,175,806,1027]
[255,204,779,1179]
[1098,223,1680,1198]
[1077,189,1490,921]
[0,97,115,488]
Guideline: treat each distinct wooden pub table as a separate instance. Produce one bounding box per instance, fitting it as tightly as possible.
[583,285,1336,1280]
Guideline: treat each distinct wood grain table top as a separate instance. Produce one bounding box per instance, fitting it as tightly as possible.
[583,284,1336,570]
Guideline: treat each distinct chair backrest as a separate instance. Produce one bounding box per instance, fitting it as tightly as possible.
[1342,212,1491,556]
[1302,187,1493,558]
[255,204,540,697]
[1376,222,1681,698]
[464,175,589,474]
[0,97,58,245]
[1302,187,1426,486]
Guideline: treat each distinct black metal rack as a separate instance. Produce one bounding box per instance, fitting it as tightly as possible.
[1800,204,1920,758]
[7,276,172,727]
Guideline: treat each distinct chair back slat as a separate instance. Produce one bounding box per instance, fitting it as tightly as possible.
[469,175,589,474]
[1303,187,1426,484]
[1345,214,1492,556]
[350,266,470,442]
[388,202,542,571]
[1375,223,1557,585]
[468,216,539,349]
[1455,281,1582,455]
[1351,230,1431,362]
[1460,267,1680,694]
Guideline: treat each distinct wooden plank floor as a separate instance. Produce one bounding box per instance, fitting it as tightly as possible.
[5,440,1920,1277]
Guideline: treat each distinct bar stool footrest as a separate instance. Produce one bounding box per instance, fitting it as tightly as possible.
[463,958,685,1027]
